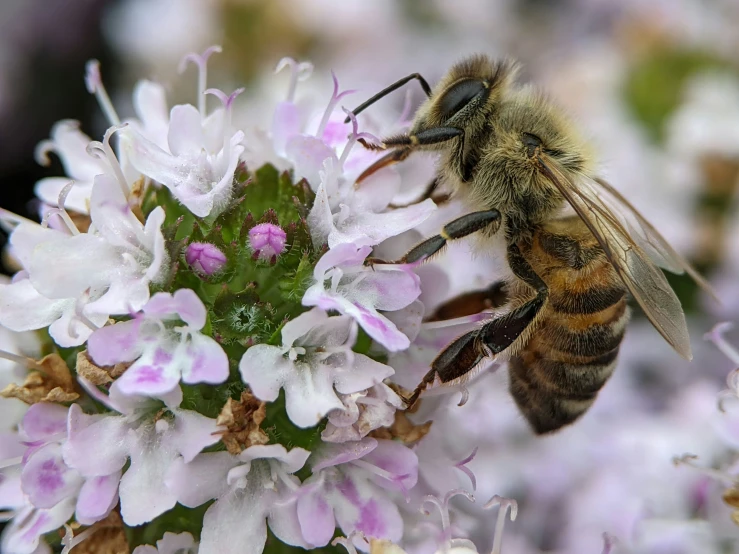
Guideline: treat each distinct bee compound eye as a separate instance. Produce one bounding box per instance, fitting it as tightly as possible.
[522,132,543,158]
[439,79,486,120]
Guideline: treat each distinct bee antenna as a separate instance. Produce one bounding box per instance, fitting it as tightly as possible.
[344,72,431,123]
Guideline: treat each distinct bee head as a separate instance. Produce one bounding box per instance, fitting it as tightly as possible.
[409,55,517,147]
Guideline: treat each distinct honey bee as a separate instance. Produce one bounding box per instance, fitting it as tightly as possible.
[348,55,714,434]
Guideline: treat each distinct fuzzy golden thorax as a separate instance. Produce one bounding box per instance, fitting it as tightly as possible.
[407,55,596,243]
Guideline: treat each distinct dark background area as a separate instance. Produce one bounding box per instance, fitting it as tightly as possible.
[0,1,119,258]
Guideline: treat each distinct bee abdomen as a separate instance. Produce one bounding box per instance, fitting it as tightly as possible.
[508,298,629,434]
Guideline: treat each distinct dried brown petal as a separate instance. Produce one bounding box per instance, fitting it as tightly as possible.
[732,510,739,527]
[216,390,269,454]
[0,354,79,404]
[60,511,129,554]
[75,351,128,384]
[723,487,739,509]
[370,411,432,445]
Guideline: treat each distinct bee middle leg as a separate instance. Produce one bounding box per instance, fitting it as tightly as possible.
[405,244,548,407]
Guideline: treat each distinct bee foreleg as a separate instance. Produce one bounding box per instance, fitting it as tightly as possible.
[382,127,463,149]
[376,210,501,266]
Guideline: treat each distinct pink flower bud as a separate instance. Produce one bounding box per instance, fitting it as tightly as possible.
[186,242,227,275]
[249,223,287,261]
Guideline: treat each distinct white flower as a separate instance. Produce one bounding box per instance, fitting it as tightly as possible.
[87,289,229,396]
[239,307,393,428]
[122,47,245,217]
[63,381,221,526]
[0,155,167,347]
[166,444,310,554]
[302,243,421,352]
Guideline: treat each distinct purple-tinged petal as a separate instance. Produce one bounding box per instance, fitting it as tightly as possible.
[0,469,25,510]
[285,135,338,191]
[145,289,206,329]
[272,102,300,156]
[311,439,378,472]
[269,488,310,549]
[75,471,121,525]
[183,333,229,385]
[303,287,410,352]
[355,266,421,312]
[22,403,69,442]
[382,300,424,343]
[166,452,236,508]
[297,487,336,547]
[0,433,26,460]
[63,405,129,477]
[332,472,403,543]
[362,439,418,492]
[21,443,82,509]
[313,243,373,278]
[87,319,145,366]
[2,498,75,554]
[114,353,180,397]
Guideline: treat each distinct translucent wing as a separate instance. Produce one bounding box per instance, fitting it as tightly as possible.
[535,155,695,359]
[593,177,717,300]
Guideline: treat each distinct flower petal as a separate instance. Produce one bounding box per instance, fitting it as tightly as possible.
[284,135,337,191]
[239,345,294,403]
[118,432,178,526]
[1,499,75,554]
[87,319,145,366]
[63,405,129,477]
[296,486,336,547]
[22,403,69,442]
[199,487,268,554]
[183,332,229,385]
[168,104,205,156]
[282,362,345,428]
[166,452,236,508]
[169,408,221,463]
[0,280,71,335]
[75,471,121,525]
[21,443,83,509]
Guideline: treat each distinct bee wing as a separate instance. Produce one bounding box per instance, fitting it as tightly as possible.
[593,177,717,300]
[536,155,693,359]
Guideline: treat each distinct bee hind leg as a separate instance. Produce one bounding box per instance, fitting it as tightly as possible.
[405,244,548,408]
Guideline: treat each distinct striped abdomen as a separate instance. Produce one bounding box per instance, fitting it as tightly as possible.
[508,217,629,434]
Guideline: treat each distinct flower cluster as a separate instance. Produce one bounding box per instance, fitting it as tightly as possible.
[0,47,507,554]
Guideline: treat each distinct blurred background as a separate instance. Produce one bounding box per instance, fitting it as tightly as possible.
[1,0,739,552]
